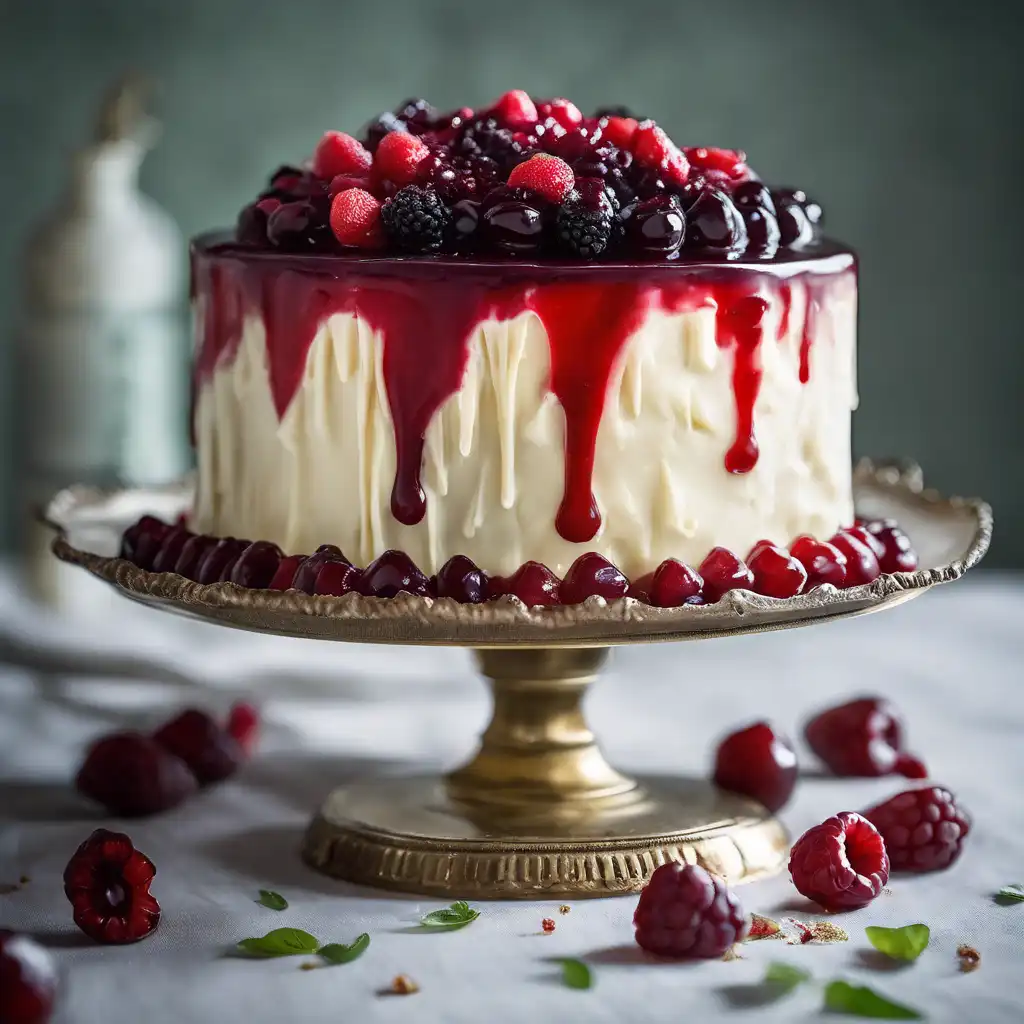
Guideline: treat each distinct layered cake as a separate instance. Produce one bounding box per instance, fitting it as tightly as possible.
[123,91,918,605]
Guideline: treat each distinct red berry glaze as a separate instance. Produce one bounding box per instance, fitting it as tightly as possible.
[713,722,798,812]
[829,531,881,586]
[493,89,538,126]
[267,553,305,590]
[699,547,754,603]
[789,535,847,588]
[64,829,160,944]
[747,543,807,598]
[860,518,919,574]
[314,558,362,596]
[75,732,197,817]
[435,554,489,603]
[313,131,372,178]
[788,812,889,911]
[330,188,385,248]
[863,786,971,872]
[359,549,432,598]
[152,709,242,785]
[634,862,748,958]
[804,696,923,777]
[373,131,430,185]
[226,702,260,757]
[507,154,575,203]
[496,561,561,607]
[0,930,58,1024]
[561,552,629,604]
[644,558,704,607]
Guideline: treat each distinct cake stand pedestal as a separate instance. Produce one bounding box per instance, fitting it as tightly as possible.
[46,460,991,898]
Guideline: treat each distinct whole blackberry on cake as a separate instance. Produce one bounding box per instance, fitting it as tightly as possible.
[556,178,616,258]
[381,185,450,253]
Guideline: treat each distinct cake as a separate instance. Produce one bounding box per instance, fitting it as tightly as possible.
[122,91,918,605]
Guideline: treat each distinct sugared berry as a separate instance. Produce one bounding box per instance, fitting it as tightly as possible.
[789,535,847,588]
[788,812,889,912]
[863,787,971,873]
[229,540,283,589]
[496,561,561,607]
[152,709,242,785]
[684,187,748,253]
[561,552,629,604]
[330,188,384,248]
[76,732,197,817]
[226,702,260,757]
[380,185,450,252]
[312,131,372,178]
[493,89,538,127]
[0,930,58,1024]
[747,543,807,598]
[267,553,305,590]
[63,829,160,944]
[601,115,638,148]
[622,195,685,256]
[859,518,919,574]
[314,559,362,596]
[537,97,583,129]
[507,153,575,203]
[646,558,704,607]
[634,863,748,958]
[631,121,689,185]
[360,550,432,598]
[699,547,754,603]
[829,531,881,586]
[436,554,489,603]
[373,130,431,185]
[713,722,798,812]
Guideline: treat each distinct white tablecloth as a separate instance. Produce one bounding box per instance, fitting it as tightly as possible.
[1,565,1022,1023]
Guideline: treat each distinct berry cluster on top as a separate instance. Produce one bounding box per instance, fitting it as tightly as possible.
[236,91,824,261]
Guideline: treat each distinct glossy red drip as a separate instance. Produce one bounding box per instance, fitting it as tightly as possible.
[719,295,768,474]
[798,284,820,385]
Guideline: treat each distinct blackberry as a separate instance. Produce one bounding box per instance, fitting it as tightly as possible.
[556,202,613,259]
[381,185,450,253]
[458,116,535,172]
[393,97,436,132]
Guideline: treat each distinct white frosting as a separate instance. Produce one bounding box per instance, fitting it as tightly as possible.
[192,272,857,578]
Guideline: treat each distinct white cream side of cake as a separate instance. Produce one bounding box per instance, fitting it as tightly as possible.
[192,271,857,578]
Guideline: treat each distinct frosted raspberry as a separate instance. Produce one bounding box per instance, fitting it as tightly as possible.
[601,115,638,148]
[507,154,575,203]
[329,188,384,248]
[374,130,431,185]
[863,786,971,872]
[537,98,583,128]
[493,89,538,126]
[631,121,690,185]
[312,130,372,178]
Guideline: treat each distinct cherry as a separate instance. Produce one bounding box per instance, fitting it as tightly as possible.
[314,559,362,596]
[292,545,348,594]
[859,518,919,574]
[0,930,58,1024]
[173,534,217,580]
[622,195,685,256]
[846,524,886,560]
[747,544,807,598]
[789,535,848,588]
[480,189,546,253]
[120,516,171,570]
[684,186,748,253]
[740,207,781,256]
[496,561,561,607]
[451,199,480,240]
[266,201,331,250]
[195,538,249,585]
[731,180,776,214]
[436,554,489,603]
[150,525,192,574]
[267,553,306,591]
[229,540,283,589]
[153,709,242,785]
[713,721,798,812]
[772,188,820,247]
[698,547,754,603]
[359,550,432,598]
[561,552,629,604]
[646,558,704,607]
[829,531,881,586]
[237,202,271,245]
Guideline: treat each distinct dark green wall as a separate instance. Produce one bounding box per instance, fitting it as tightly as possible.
[2,0,1021,564]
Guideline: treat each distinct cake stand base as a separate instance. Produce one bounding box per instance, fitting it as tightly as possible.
[301,648,788,898]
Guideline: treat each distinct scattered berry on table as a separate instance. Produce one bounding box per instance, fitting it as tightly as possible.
[541,918,556,933]
[862,786,971,872]
[713,721,798,812]
[153,709,242,785]
[0,930,58,1024]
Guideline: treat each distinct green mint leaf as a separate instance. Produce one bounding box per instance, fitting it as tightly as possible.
[865,924,930,962]
[236,928,320,958]
[419,900,480,930]
[255,890,288,911]
[995,884,1024,905]
[764,962,811,993]
[559,958,593,990]
[318,934,370,965]
[823,981,923,1019]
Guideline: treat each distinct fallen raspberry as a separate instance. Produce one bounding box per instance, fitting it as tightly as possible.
[312,130,372,178]
[493,89,538,126]
[226,702,260,757]
[373,130,430,185]
[507,154,575,203]
[634,863,748,958]
[601,115,638,148]
[713,721,798,812]
[788,812,889,912]
[804,697,924,777]
[631,121,690,185]
[64,829,160,944]
[863,786,971,872]
[152,709,242,785]
[0,930,58,1024]
[541,918,556,933]
[76,732,197,817]
[329,188,384,248]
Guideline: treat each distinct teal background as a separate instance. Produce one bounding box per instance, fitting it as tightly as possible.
[1,0,1021,564]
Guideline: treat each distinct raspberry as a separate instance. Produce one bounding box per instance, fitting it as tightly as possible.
[601,115,638,148]
[507,154,575,203]
[634,863,748,958]
[804,697,924,778]
[226,702,260,757]
[329,188,384,248]
[684,146,748,178]
[863,786,970,872]
[493,89,538,126]
[76,732,197,817]
[63,829,161,944]
[829,530,881,586]
[713,721,798,812]
[536,98,583,128]
[747,543,808,598]
[312,130,372,178]
[373,130,430,185]
[561,552,629,604]
[790,813,889,912]
[699,547,754,603]
[0,930,58,1024]
[152,709,242,785]
[631,121,690,185]
[790,535,847,588]
[381,185,451,252]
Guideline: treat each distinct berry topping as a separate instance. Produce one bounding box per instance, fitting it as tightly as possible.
[152,709,242,785]
[788,812,889,912]
[631,122,690,185]
[266,201,331,250]
[330,188,385,248]
[359,550,432,598]
[561,552,629,604]
[684,187,748,253]
[863,786,971,873]
[436,554,489,603]
[789,535,848,588]
[496,561,561,607]
[75,732,197,817]
[507,153,575,203]
[644,558,704,607]
[804,697,923,778]
[292,545,348,593]
[601,115,638,149]
[313,558,362,596]
[622,195,685,255]
[312,131,372,178]
[229,540,283,589]
[374,130,431,185]
[381,185,450,252]
[226,702,260,757]
[859,518,919,574]
[0,930,58,1024]
[267,553,305,590]
[537,98,584,128]
[684,147,748,178]
[63,829,160,944]
[493,89,538,127]
[713,721,798,812]
[556,187,614,259]
[634,863,748,958]
[829,530,881,587]
[747,543,808,598]
[480,188,546,253]
[699,547,755,603]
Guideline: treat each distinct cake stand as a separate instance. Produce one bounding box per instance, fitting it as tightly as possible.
[46,459,991,899]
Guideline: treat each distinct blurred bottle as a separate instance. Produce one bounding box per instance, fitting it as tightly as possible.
[17,74,189,610]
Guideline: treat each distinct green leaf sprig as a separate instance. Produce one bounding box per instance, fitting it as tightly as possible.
[236,928,370,965]
[823,981,923,1020]
[418,900,480,931]
[764,962,811,994]
[995,884,1024,905]
[255,889,288,911]
[557,958,593,990]
[865,924,930,962]
[319,934,370,965]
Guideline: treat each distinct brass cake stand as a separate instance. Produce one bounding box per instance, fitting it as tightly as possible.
[46,460,991,899]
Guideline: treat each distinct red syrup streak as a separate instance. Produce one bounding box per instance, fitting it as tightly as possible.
[191,240,854,544]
